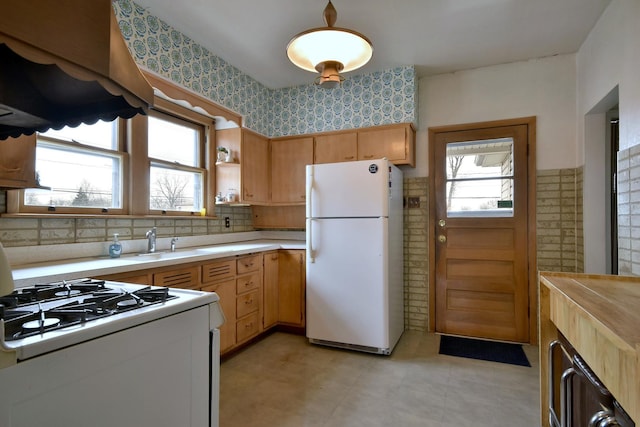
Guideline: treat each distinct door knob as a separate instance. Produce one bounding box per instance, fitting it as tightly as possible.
[438,219,446,228]
[438,235,446,243]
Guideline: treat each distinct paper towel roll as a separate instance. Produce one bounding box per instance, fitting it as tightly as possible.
[0,242,15,297]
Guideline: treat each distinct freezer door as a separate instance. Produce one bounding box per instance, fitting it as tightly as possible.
[306,159,390,218]
[306,217,390,349]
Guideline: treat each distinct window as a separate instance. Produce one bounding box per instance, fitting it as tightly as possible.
[12,75,220,217]
[23,120,125,213]
[147,111,205,214]
[445,138,514,217]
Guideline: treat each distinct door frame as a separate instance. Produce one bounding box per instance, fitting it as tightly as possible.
[428,116,537,344]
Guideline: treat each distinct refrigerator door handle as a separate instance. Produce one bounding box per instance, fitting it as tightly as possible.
[306,165,314,219]
[306,218,315,263]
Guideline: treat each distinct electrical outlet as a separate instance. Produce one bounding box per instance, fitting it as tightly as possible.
[407,197,420,208]
[224,217,230,228]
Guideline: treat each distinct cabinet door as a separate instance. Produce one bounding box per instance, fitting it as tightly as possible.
[202,279,236,353]
[314,132,357,164]
[154,266,200,289]
[357,124,413,164]
[263,251,279,329]
[241,130,269,203]
[0,133,38,189]
[270,137,314,204]
[278,250,306,327]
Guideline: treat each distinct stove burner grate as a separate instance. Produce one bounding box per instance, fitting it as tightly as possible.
[2,285,177,342]
[0,279,109,307]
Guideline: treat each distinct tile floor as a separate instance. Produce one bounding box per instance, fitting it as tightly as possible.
[219,331,541,427]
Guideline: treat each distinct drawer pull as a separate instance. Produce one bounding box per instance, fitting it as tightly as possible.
[245,323,253,328]
[245,299,253,305]
[245,281,253,287]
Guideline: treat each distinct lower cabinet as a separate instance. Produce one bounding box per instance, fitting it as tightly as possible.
[263,251,279,330]
[97,248,306,356]
[202,278,236,353]
[278,250,306,328]
[201,254,263,354]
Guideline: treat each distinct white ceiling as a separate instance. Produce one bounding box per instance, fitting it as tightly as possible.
[133,0,612,89]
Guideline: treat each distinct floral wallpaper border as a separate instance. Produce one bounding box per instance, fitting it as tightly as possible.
[114,0,417,137]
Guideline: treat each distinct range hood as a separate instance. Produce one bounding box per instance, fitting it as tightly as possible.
[0,0,154,140]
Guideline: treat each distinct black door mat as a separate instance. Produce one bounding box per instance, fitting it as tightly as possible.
[438,335,531,367]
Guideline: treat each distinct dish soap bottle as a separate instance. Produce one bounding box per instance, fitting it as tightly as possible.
[108,233,122,258]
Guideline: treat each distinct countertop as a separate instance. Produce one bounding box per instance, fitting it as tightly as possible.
[538,271,640,425]
[9,239,305,287]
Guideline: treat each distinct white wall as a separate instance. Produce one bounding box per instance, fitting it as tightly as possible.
[406,54,578,179]
[577,0,640,153]
[577,0,640,273]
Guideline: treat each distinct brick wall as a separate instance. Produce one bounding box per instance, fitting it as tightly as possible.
[616,145,640,276]
[403,177,429,331]
[536,167,584,273]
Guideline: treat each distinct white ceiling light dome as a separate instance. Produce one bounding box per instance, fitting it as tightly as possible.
[286,1,373,88]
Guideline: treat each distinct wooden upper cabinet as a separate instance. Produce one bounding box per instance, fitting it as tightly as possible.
[240,129,270,204]
[270,136,313,204]
[0,134,39,189]
[314,132,357,164]
[357,123,415,167]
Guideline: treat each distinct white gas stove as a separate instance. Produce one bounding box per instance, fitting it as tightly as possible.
[0,278,224,427]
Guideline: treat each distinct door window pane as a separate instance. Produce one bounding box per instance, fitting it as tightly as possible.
[446,138,514,217]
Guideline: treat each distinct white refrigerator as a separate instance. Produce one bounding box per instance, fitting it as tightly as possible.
[305,159,404,355]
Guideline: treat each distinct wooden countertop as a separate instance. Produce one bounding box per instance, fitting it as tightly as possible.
[539,271,640,425]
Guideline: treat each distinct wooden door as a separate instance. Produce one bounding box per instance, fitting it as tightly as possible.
[263,251,279,329]
[202,278,236,353]
[278,250,306,327]
[357,125,407,162]
[432,121,532,343]
[314,132,357,164]
[240,129,269,203]
[271,137,313,203]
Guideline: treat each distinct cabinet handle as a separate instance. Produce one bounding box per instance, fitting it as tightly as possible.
[245,323,253,328]
[245,281,253,287]
[245,299,253,305]
[363,155,374,159]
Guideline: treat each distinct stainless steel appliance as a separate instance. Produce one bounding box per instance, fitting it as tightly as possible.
[548,333,634,427]
[0,278,223,427]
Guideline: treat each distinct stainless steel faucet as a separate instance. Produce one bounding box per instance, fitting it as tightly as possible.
[170,237,178,252]
[146,227,157,253]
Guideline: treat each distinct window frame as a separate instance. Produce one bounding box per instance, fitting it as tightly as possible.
[8,76,223,218]
[15,119,129,215]
[147,108,206,216]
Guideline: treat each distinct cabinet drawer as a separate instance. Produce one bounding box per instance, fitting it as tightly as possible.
[202,259,236,284]
[236,312,259,343]
[154,266,199,289]
[237,254,261,274]
[236,289,259,318]
[236,272,260,294]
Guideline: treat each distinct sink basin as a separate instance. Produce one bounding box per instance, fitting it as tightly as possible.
[133,250,202,260]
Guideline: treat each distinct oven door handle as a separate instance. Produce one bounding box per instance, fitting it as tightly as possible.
[560,366,576,427]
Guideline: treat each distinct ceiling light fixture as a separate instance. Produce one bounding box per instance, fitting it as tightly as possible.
[286,1,373,89]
